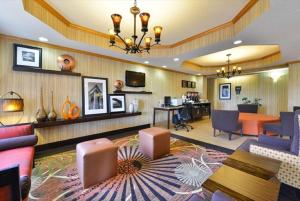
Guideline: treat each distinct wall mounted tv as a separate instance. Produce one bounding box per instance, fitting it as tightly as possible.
[125,70,145,87]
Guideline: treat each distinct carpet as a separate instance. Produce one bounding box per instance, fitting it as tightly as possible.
[29,135,228,201]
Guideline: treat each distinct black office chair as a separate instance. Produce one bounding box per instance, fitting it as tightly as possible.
[172,103,194,132]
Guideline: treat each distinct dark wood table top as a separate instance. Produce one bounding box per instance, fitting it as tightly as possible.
[153,106,184,110]
[203,165,280,201]
[223,150,282,180]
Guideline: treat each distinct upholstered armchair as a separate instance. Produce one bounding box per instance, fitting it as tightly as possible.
[263,112,294,137]
[211,110,242,140]
[0,124,38,200]
[249,110,300,189]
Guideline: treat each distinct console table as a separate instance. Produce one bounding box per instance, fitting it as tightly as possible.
[153,106,183,129]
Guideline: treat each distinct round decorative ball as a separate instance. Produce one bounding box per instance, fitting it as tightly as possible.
[114,80,124,91]
[57,55,75,71]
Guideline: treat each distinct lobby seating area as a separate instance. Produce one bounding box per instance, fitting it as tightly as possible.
[1,0,300,201]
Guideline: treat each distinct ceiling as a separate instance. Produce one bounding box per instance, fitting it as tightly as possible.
[189,45,280,66]
[45,0,249,45]
[0,0,300,75]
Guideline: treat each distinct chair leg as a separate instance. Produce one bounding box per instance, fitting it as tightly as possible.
[214,129,216,137]
[229,133,232,140]
[240,129,243,137]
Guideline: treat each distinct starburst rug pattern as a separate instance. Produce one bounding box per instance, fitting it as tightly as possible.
[30,135,228,201]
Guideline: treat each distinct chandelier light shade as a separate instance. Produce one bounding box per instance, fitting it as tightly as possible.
[216,54,242,79]
[109,0,163,54]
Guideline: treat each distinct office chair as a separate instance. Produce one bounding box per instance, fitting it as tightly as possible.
[172,103,194,132]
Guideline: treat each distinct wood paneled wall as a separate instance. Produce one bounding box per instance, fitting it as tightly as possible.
[288,62,300,110]
[207,70,288,115]
[0,36,206,145]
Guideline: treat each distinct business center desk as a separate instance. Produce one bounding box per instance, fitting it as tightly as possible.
[153,102,211,129]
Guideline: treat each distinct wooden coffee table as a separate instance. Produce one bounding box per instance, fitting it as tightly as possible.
[203,165,280,201]
[223,150,282,180]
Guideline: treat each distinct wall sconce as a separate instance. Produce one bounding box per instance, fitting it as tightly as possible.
[267,68,288,83]
[0,91,24,126]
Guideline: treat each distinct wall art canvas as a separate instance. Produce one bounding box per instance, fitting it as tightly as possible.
[13,44,42,69]
[82,76,108,116]
[109,94,126,113]
[219,83,231,100]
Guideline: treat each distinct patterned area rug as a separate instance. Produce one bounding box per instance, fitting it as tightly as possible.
[30,135,228,201]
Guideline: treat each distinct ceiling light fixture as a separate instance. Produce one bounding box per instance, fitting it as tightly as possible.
[174,58,180,61]
[162,65,167,68]
[38,37,48,42]
[109,0,162,54]
[216,54,242,79]
[144,61,149,64]
[233,40,242,45]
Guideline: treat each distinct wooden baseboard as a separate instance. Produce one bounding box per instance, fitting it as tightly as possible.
[35,124,150,153]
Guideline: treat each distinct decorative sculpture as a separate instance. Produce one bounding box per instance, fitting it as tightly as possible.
[47,91,57,121]
[113,80,124,92]
[61,96,80,120]
[36,86,47,122]
[57,54,75,71]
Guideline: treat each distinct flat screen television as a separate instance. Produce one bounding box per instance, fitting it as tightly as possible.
[125,70,145,87]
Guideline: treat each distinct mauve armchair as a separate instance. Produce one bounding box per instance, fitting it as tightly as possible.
[263,112,294,137]
[211,110,242,140]
[0,124,38,200]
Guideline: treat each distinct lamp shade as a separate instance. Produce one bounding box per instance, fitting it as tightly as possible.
[144,37,152,49]
[111,14,122,33]
[0,91,24,112]
[153,26,162,43]
[0,98,24,112]
[140,13,150,32]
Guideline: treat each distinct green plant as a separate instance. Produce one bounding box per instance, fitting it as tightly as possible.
[241,97,262,107]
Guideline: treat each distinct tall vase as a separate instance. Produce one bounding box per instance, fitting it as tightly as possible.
[48,91,57,121]
[129,103,134,113]
[132,99,139,113]
[36,87,47,122]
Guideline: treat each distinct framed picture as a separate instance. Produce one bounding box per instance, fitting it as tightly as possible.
[182,80,187,88]
[219,83,231,100]
[187,81,192,88]
[109,94,126,113]
[13,44,42,69]
[191,82,196,88]
[82,76,108,117]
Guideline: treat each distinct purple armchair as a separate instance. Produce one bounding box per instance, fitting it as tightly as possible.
[211,110,242,140]
[263,112,294,137]
[238,111,298,155]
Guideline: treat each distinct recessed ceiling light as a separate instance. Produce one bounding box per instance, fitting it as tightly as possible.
[38,37,48,42]
[197,73,201,75]
[144,61,149,64]
[173,58,180,61]
[233,40,242,45]
[162,65,167,68]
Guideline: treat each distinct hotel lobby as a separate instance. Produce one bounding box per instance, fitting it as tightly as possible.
[0,0,300,200]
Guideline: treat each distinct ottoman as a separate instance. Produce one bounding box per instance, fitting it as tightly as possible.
[139,127,170,160]
[76,138,118,188]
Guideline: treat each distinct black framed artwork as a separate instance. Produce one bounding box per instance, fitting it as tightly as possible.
[191,82,196,88]
[13,44,42,69]
[219,83,231,100]
[182,80,188,88]
[187,81,192,88]
[109,94,126,113]
[82,76,108,117]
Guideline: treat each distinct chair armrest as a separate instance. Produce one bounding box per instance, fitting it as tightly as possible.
[258,135,291,151]
[0,135,38,151]
[20,176,31,200]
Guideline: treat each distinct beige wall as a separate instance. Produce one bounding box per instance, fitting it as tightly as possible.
[0,36,206,145]
[288,62,300,110]
[207,69,289,115]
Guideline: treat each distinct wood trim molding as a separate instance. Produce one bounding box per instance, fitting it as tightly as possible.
[22,0,265,52]
[186,51,281,69]
[0,34,192,75]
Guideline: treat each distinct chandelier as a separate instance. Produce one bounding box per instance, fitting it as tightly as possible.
[216,54,242,79]
[109,0,162,54]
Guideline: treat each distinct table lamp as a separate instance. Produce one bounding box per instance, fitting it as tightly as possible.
[0,91,24,126]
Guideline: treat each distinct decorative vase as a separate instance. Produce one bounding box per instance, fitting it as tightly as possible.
[113,80,124,92]
[36,87,47,122]
[47,91,57,121]
[57,55,75,71]
[129,103,134,113]
[132,99,139,112]
[61,96,80,120]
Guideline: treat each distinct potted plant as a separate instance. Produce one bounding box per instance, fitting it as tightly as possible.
[237,97,262,113]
